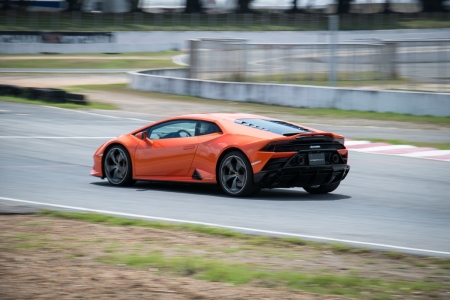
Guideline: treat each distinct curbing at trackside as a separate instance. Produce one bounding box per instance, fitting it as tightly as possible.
[128,68,450,117]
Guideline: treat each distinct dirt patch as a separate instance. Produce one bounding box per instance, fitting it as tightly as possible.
[1,215,449,300]
[0,74,127,88]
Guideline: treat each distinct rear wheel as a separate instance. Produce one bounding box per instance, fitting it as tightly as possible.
[218,151,260,197]
[303,182,340,194]
[104,145,135,186]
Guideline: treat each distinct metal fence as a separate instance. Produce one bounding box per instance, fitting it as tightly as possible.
[0,11,449,32]
[190,38,450,93]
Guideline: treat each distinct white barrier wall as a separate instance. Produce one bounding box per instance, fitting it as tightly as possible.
[0,43,180,54]
[129,69,450,117]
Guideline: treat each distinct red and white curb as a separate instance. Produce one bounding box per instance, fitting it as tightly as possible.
[345,140,450,162]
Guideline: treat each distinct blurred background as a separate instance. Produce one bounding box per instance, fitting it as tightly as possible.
[1,0,449,93]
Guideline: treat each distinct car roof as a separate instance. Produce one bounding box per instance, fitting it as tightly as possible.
[130,112,326,137]
[174,113,270,122]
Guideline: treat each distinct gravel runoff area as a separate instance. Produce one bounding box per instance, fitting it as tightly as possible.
[1,211,450,300]
[0,212,348,300]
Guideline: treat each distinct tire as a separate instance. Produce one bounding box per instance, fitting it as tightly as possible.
[66,93,87,105]
[218,151,260,197]
[303,182,340,194]
[103,145,135,187]
[25,88,39,100]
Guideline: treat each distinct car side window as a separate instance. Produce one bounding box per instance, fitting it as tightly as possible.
[148,120,196,139]
[195,121,221,136]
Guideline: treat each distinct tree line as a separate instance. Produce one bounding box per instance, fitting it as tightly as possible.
[2,0,447,13]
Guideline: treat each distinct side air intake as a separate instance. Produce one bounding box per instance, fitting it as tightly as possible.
[192,169,202,180]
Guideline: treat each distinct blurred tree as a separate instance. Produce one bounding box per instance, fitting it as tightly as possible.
[421,0,445,12]
[236,0,253,13]
[185,0,203,13]
[18,0,27,10]
[2,0,11,10]
[67,0,81,11]
[287,0,303,13]
[337,0,352,14]
[383,0,391,13]
[129,0,140,12]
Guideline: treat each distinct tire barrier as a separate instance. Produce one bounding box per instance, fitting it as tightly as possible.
[65,93,88,105]
[0,85,88,105]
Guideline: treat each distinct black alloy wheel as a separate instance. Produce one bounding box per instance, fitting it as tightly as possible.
[218,151,260,197]
[104,145,135,186]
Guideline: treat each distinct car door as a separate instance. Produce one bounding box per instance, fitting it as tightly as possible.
[134,120,198,177]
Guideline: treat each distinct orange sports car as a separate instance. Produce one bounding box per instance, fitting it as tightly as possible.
[90,113,350,197]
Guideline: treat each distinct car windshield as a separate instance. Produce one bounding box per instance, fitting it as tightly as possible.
[235,119,311,135]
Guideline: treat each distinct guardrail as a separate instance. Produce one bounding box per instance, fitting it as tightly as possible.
[129,68,450,117]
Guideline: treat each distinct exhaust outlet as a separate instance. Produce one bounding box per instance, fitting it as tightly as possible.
[296,155,306,165]
[332,154,340,163]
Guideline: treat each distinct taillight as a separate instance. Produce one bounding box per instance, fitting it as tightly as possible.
[333,138,345,145]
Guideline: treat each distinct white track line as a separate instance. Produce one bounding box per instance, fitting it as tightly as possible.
[352,145,416,152]
[401,150,450,157]
[344,140,371,146]
[43,106,153,122]
[172,54,189,66]
[1,196,449,256]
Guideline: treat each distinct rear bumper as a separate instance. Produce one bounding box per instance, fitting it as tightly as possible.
[254,164,350,188]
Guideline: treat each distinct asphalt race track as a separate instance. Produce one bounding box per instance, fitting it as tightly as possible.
[1,101,449,257]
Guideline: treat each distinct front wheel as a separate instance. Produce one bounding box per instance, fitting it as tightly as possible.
[103,145,135,186]
[218,151,260,197]
[303,182,340,194]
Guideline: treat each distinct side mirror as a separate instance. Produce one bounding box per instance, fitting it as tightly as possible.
[136,131,153,145]
[136,131,148,140]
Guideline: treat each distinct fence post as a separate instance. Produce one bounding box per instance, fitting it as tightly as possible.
[243,41,248,81]
[380,41,397,79]
[328,15,339,87]
[189,39,200,79]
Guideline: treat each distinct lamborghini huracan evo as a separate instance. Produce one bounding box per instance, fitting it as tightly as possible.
[90,113,350,197]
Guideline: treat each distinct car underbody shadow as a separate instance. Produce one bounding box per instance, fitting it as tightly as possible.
[252,188,351,201]
[90,180,350,201]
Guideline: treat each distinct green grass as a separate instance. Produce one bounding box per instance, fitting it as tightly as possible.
[0,59,179,69]
[10,233,48,249]
[38,210,442,261]
[0,95,117,110]
[1,12,449,31]
[39,211,358,253]
[12,233,42,241]
[0,51,183,57]
[245,72,409,88]
[401,18,450,29]
[429,258,450,270]
[29,211,450,299]
[355,138,450,150]
[97,251,445,299]
[70,83,450,126]
[383,252,406,260]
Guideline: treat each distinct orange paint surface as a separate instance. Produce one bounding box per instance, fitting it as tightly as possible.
[91,113,348,183]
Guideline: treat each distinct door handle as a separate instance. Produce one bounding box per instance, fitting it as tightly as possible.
[183,145,195,150]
